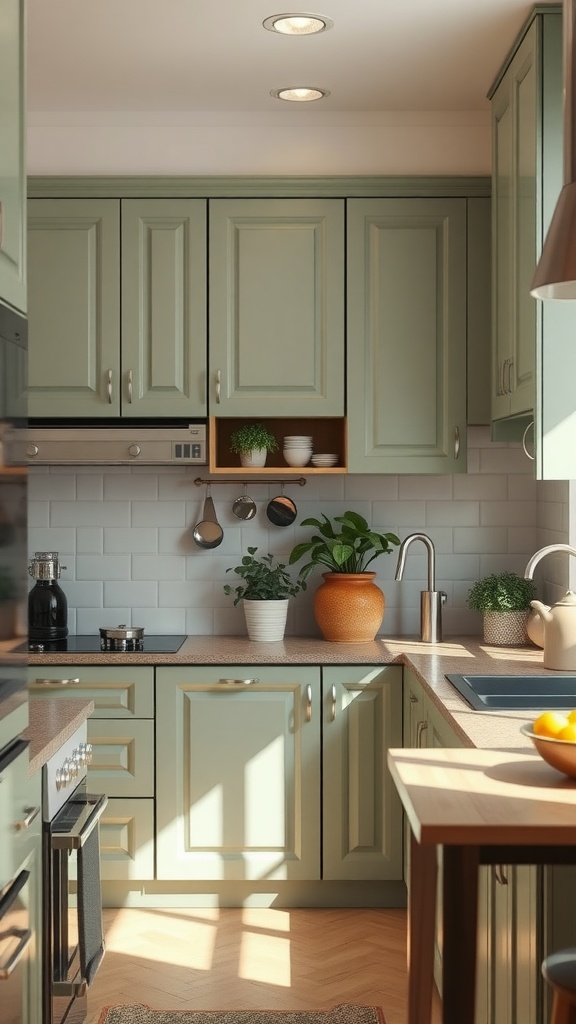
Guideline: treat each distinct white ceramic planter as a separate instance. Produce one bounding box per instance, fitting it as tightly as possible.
[243,598,289,642]
[240,449,267,468]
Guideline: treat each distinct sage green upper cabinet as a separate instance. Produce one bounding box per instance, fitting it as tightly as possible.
[490,9,576,479]
[490,19,537,423]
[0,0,26,314]
[208,198,345,417]
[27,198,207,418]
[347,198,467,473]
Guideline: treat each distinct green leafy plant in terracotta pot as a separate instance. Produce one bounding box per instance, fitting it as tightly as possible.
[229,423,279,468]
[289,511,400,643]
[224,546,305,641]
[466,570,537,646]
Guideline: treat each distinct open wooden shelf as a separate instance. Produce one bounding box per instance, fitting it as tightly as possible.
[209,417,347,475]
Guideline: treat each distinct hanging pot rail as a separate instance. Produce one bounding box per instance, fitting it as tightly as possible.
[193,477,306,487]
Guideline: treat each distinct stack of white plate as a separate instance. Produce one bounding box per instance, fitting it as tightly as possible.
[283,435,312,467]
[311,454,338,467]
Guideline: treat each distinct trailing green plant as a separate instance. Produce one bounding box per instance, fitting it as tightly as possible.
[224,546,306,605]
[289,511,400,582]
[466,571,537,612]
[229,423,279,456]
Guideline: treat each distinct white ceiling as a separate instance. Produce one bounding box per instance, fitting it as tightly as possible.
[26,0,555,119]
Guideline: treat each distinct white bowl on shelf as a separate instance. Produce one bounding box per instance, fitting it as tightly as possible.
[283,448,312,467]
[311,454,338,467]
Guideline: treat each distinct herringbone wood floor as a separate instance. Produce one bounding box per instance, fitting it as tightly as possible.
[86,907,442,1024]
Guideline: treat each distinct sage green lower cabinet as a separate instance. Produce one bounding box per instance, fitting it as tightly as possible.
[155,666,321,881]
[346,198,467,474]
[322,666,403,881]
[28,666,155,880]
[0,0,26,314]
[402,668,540,1024]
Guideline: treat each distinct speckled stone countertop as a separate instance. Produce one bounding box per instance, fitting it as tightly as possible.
[26,633,558,753]
[26,698,94,776]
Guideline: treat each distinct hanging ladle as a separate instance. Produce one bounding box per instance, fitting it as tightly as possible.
[192,485,224,549]
[232,483,257,521]
[266,483,298,527]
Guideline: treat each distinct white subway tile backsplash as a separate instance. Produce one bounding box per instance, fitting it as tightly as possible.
[51,501,131,527]
[28,433,572,636]
[77,554,131,579]
[104,528,158,554]
[105,581,158,607]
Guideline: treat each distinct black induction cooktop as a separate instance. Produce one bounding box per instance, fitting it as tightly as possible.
[24,634,187,654]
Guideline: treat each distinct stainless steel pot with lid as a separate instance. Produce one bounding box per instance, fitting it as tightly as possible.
[99,624,146,641]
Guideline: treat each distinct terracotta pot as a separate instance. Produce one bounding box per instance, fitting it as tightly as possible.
[313,572,385,643]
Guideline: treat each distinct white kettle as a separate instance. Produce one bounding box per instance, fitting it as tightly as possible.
[530,591,576,670]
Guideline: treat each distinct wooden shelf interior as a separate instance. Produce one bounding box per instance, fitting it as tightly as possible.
[209,417,347,474]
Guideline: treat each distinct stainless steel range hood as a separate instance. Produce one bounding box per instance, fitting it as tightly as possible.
[531,0,576,298]
[25,421,207,465]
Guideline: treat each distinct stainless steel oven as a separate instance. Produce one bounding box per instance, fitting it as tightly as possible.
[42,723,107,1024]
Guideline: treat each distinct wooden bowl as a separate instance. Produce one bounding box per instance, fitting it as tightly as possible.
[520,722,576,778]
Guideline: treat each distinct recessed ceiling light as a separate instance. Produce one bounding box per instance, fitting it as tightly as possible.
[271,87,330,102]
[263,13,333,35]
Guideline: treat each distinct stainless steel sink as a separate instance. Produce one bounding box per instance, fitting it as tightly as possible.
[445,674,576,711]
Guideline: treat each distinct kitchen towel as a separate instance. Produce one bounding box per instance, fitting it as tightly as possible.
[78,821,105,984]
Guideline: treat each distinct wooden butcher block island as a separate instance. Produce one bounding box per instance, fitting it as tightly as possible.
[388,746,576,1024]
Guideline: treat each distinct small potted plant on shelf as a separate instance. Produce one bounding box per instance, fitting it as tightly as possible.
[288,511,400,643]
[224,546,306,641]
[466,570,537,646]
[229,423,279,468]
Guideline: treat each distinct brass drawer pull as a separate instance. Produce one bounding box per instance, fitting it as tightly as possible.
[218,677,259,685]
[31,678,80,686]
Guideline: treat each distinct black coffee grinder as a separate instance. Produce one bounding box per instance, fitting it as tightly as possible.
[28,550,68,641]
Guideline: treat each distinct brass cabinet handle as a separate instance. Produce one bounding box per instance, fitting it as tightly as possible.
[507,359,513,394]
[216,368,221,404]
[330,684,336,721]
[106,369,113,403]
[409,693,418,704]
[128,368,133,403]
[416,720,428,747]
[306,684,312,722]
[218,677,259,685]
[0,929,32,979]
[14,805,41,832]
[494,865,509,885]
[454,426,460,459]
[31,677,80,686]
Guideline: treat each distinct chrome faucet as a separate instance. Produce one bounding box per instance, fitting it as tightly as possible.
[395,532,447,643]
[524,544,576,579]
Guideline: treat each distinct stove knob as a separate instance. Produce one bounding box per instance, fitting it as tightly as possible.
[78,742,93,765]
[56,764,72,790]
[127,443,141,458]
[27,443,39,457]
[66,755,79,778]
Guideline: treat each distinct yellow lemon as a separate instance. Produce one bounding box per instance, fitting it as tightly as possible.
[533,711,569,738]
[557,723,576,743]
[567,709,576,725]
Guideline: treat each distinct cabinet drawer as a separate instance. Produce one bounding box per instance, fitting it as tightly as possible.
[87,719,154,797]
[27,666,154,718]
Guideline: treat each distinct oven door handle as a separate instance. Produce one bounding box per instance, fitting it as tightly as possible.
[52,792,108,850]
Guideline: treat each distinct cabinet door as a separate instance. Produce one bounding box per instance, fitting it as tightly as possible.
[512,34,537,418]
[0,0,26,314]
[209,198,345,417]
[491,77,515,423]
[121,199,207,417]
[27,199,120,417]
[87,719,154,797]
[347,198,467,473]
[322,666,403,881]
[156,666,321,881]
[99,798,154,881]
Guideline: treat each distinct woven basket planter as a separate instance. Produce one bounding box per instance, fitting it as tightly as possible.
[483,610,529,647]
